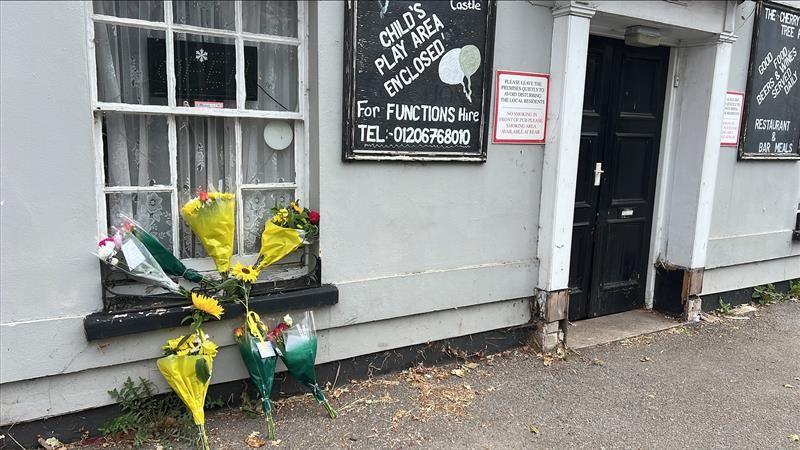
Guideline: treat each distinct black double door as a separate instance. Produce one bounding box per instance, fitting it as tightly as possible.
[568,36,669,322]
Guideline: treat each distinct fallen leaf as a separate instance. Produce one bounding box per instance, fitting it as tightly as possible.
[789,434,800,442]
[451,368,465,378]
[528,425,540,434]
[37,437,64,450]
[640,357,651,362]
[784,384,796,389]
[592,359,605,366]
[270,439,282,446]
[246,431,267,448]
[465,362,479,370]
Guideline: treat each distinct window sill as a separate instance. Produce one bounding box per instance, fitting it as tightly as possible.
[83,284,338,341]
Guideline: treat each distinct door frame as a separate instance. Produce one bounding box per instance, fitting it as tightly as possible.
[536,2,736,329]
[570,35,671,319]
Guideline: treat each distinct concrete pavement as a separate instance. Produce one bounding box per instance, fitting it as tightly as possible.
[89,300,800,449]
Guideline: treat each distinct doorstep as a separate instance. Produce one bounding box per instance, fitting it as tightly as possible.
[566,309,683,349]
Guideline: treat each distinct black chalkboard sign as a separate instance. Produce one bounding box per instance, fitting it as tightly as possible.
[148,38,257,102]
[343,0,496,162]
[740,1,800,160]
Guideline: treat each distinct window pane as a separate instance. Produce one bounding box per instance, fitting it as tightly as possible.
[242,189,294,254]
[176,116,236,258]
[242,119,295,184]
[174,33,238,108]
[245,42,298,112]
[107,192,173,249]
[242,1,298,37]
[93,0,164,22]
[95,24,167,105]
[103,113,170,187]
[173,1,235,31]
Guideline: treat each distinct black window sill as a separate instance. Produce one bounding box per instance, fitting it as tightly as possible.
[83,284,338,341]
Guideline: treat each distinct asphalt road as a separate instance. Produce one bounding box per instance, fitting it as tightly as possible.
[93,300,800,449]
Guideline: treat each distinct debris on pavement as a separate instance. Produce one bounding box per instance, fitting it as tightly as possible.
[245,431,267,448]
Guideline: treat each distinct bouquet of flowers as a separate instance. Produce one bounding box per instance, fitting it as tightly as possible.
[258,201,319,270]
[95,225,185,295]
[121,215,205,284]
[157,293,224,450]
[233,311,278,439]
[180,191,236,274]
[269,311,337,419]
[92,194,324,444]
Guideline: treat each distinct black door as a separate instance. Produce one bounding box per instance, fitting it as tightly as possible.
[568,36,669,321]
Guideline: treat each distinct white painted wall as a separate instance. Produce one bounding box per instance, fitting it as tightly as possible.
[0,0,551,424]
[703,1,800,293]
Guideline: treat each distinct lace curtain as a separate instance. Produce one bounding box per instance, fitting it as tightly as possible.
[95,1,298,258]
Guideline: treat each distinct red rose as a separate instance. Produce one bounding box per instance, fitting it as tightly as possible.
[198,191,209,202]
[308,210,320,225]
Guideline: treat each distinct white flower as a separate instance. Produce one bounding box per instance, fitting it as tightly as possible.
[195,49,208,63]
[283,314,293,327]
[110,257,119,266]
[98,241,116,260]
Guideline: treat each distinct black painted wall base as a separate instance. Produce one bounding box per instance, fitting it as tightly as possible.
[700,279,797,312]
[0,325,531,448]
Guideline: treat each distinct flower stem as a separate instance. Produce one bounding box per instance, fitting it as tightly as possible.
[264,412,276,440]
[198,424,210,450]
[322,400,338,419]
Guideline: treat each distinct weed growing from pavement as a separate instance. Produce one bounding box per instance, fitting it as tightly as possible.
[100,377,222,447]
[752,283,799,305]
[718,298,735,315]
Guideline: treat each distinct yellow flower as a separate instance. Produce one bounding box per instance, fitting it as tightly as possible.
[290,201,303,213]
[163,335,196,356]
[191,293,224,320]
[231,262,260,283]
[271,213,286,226]
[200,339,218,358]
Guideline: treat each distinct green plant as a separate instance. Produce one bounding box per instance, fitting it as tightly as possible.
[717,298,734,316]
[100,377,198,447]
[239,389,264,419]
[751,284,784,305]
[788,280,800,299]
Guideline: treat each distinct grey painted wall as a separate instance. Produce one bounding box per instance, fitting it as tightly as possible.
[3,0,797,425]
[704,0,800,293]
[0,0,551,424]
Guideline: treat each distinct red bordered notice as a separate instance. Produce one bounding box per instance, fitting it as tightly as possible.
[493,70,549,144]
[720,91,744,147]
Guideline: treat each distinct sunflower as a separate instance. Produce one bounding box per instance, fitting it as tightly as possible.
[231,261,260,283]
[191,293,224,320]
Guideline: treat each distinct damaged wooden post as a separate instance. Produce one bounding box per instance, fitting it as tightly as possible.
[532,1,595,351]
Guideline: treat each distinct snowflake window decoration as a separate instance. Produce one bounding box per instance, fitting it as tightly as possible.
[195,49,208,63]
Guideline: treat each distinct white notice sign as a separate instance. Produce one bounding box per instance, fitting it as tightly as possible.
[493,71,549,144]
[721,91,744,147]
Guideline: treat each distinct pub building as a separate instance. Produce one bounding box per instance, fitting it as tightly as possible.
[1,0,799,442]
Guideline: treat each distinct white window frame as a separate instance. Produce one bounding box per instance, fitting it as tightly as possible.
[86,1,310,267]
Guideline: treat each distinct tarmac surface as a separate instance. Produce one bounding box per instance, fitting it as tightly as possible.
[89,300,799,449]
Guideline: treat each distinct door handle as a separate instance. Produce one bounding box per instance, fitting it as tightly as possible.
[593,162,604,186]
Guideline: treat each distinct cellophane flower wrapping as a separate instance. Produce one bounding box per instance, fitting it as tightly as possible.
[180,192,235,274]
[257,222,304,271]
[121,214,204,283]
[273,311,337,418]
[96,230,183,295]
[156,354,213,426]
[158,331,218,450]
[234,313,278,438]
